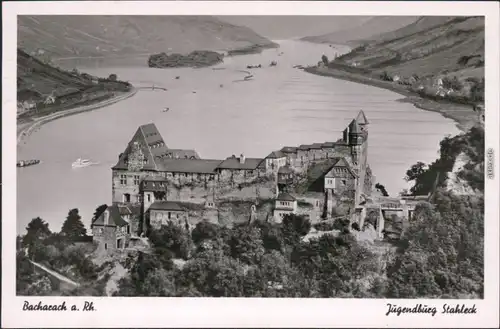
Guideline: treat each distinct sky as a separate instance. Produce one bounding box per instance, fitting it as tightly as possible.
[217,16,374,39]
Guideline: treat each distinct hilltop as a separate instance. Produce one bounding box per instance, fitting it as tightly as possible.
[17,15,277,61]
[335,16,484,80]
[300,16,419,45]
[303,16,484,131]
[17,49,134,143]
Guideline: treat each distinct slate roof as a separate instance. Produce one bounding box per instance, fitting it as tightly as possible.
[266,150,286,159]
[91,204,129,227]
[348,119,361,134]
[157,158,222,174]
[217,157,264,170]
[325,157,358,178]
[298,144,312,151]
[149,201,185,211]
[277,192,296,201]
[310,143,323,149]
[280,146,298,153]
[322,142,336,148]
[113,123,168,171]
[152,146,200,160]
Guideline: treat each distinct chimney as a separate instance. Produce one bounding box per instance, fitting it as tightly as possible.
[239,153,245,164]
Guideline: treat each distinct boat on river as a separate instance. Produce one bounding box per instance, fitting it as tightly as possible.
[162,107,170,112]
[17,159,40,168]
[72,158,92,168]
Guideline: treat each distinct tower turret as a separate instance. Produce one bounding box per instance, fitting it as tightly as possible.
[348,119,363,162]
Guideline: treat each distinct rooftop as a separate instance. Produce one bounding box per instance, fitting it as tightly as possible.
[149,201,186,211]
[157,158,222,174]
[91,204,129,227]
[217,156,264,170]
[280,146,298,153]
[277,192,296,201]
[266,150,285,159]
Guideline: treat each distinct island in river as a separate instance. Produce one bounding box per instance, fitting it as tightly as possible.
[148,50,225,69]
[147,43,279,69]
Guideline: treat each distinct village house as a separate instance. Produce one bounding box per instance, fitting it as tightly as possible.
[91,204,132,250]
[273,192,298,222]
[148,201,188,230]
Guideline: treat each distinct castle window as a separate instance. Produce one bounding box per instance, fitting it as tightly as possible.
[120,175,127,185]
[127,225,130,235]
[316,201,320,207]
[342,180,347,186]
[134,175,140,185]
[147,194,151,202]
[123,193,131,203]
[168,212,171,219]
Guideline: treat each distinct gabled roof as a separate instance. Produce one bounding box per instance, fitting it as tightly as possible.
[356,110,369,125]
[298,144,312,150]
[91,204,129,228]
[266,150,286,159]
[113,123,167,171]
[217,157,264,170]
[325,157,358,178]
[277,192,296,201]
[149,201,185,211]
[281,146,298,153]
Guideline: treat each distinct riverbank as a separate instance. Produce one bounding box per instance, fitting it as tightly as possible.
[17,88,138,146]
[304,66,479,132]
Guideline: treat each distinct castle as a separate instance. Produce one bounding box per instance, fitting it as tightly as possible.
[91,110,372,251]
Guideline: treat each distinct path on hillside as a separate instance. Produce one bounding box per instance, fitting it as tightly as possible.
[29,260,80,288]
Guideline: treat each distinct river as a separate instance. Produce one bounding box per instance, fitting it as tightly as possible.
[16,40,460,234]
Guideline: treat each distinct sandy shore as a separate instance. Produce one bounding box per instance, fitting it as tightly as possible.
[304,66,479,132]
[17,88,138,146]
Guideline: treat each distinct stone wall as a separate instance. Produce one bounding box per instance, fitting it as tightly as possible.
[92,226,117,250]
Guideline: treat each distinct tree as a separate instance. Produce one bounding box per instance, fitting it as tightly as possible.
[191,221,220,245]
[229,225,265,265]
[61,208,87,240]
[321,54,329,66]
[281,214,311,247]
[108,73,117,81]
[23,217,51,247]
[149,222,193,260]
[404,162,426,182]
[92,204,107,222]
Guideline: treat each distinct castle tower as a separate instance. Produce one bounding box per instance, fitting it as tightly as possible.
[348,119,363,162]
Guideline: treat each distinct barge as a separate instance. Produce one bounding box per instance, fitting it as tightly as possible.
[17,159,40,168]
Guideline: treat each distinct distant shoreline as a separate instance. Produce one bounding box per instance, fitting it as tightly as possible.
[17,88,138,147]
[303,66,479,133]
